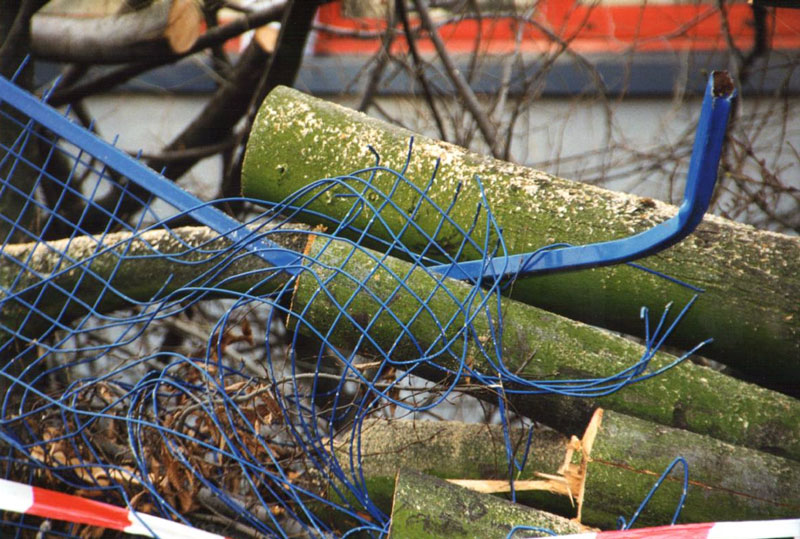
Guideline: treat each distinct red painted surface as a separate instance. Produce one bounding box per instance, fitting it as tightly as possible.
[313,1,800,55]
[29,485,132,531]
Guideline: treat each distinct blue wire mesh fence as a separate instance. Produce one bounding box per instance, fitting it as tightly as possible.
[0,71,698,538]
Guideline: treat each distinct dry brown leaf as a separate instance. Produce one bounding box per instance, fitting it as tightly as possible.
[166,459,183,492]
[128,489,147,509]
[177,488,196,514]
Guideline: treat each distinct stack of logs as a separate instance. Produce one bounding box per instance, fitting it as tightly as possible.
[239,87,800,536]
[2,82,798,536]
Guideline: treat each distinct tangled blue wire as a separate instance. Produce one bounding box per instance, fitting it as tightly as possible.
[0,78,702,537]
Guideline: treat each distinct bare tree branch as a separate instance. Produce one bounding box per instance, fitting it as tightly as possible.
[358,9,398,112]
[396,0,447,140]
[0,0,48,78]
[222,0,322,203]
[413,0,501,157]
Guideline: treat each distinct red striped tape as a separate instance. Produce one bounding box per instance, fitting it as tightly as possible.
[4,478,798,538]
[0,478,228,538]
[550,519,800,539]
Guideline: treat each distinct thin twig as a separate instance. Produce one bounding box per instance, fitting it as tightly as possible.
[396,0,447,140]
[413,0,500,157]
[358,9,398,112]
[133,139,236,164]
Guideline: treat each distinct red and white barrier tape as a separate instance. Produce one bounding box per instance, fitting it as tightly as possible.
[547,519,800,539]
[0,478,228,538]
[4,477,798,539]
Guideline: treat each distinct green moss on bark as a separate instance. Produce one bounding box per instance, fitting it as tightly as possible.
[582,410,800,528]
[242,86,799,389]
[389,469,584,538]
[288,236,800,461]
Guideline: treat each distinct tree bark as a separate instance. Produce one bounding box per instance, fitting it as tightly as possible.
[30,0,203,63]
[331,418,575,518]
[338,413,800,529]
[288,235,800,462]
[0,225,304,343]
[240,86,800,391]
[389,469,586,538]
[4,227,800,463]
[578,409,800,528]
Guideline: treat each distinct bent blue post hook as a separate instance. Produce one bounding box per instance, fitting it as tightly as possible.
[431,71,736,282]
[0,74,303,275]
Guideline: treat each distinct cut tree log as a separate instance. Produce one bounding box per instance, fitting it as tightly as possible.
[576,409,800,528]
[289,234,800,462]
[332,418,576,518]
[388,469,587,538]
[31,0,203,63]
[341,414,800,529]
[4,227,800,463]
[0,225,303,343]
[240,86,800,390]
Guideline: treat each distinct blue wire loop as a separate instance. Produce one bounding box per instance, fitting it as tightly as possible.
[430,71,736,281]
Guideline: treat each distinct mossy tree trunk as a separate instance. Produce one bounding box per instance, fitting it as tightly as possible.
[577,410,800,528]
[290,235,800,462]
[241,86,800,391]
[5,227,800,463]
[389,469,586,538]
[0,225,303,345]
